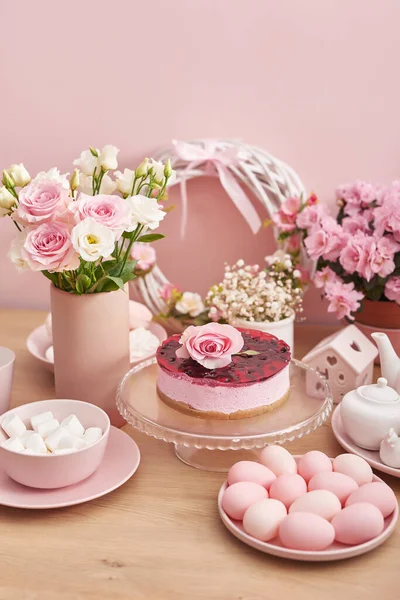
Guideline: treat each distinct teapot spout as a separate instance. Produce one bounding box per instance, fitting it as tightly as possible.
[372,332,400,391]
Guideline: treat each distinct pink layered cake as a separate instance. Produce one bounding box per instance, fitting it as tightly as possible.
[156,324,291,420]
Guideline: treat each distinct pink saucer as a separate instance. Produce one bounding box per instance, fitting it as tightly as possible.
[332,405,400,478]
[218,456,398,561]
[0,427,140,509]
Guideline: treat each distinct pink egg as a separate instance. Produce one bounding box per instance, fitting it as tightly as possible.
[269,474,307,509]
[332,503,384,545]
[259,446,297,476]
[243,499,287,541]
[222,482,268,520]
[289,490,342,521]
[333,454,373,486]
[298,451,333,483]
[345,482,397,518]
[228,461,276,489]
[308,472,358,505]
[279,512,335,551]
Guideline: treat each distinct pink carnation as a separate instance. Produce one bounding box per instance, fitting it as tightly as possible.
[70,193,130,240]
[21,222,79,272]
[373,187,400,242]
[176,323,244,369]
[296,204,328,231]
[272,196,301,232]
[14,181,71,227]
[385,276,400,304]
[325,280,364,321]
[336,181,377,216]
[314,266,340,290]
[130,242,156,271]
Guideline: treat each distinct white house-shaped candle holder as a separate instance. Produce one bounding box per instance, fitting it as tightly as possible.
[302,324,378,404]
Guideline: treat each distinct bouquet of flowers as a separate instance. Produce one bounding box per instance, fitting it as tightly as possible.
[0,146,174,294]
[271,183,400,319]
[158,252,305,326]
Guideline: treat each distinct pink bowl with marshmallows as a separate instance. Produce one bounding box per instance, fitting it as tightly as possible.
[0,399,110,489]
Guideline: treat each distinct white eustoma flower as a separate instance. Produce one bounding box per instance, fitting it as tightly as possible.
[0,186,16,212]
[8,234,29,272]
[34,167,70,190]
[99,145,119,171]
[148,159,165,184]
[79,173,117,195]
[71,217,115,262]
[7,163,31,187]
[73,149,99,176]
[126,195,166,231]
[115,168,135,196]
[175,292,205,317]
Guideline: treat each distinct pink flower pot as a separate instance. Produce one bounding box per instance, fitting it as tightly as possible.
[354,299,400,365]
[50,286,130,427]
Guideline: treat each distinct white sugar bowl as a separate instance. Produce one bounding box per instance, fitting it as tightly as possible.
[340,377,400,450]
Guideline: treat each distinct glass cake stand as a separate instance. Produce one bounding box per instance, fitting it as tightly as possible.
[116,358,333,471]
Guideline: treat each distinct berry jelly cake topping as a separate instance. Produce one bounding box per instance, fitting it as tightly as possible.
[156,328,291,385]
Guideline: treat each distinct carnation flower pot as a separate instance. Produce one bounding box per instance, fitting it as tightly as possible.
[50,285,130,427]
[354,299,400,365]
[232,311,295,355]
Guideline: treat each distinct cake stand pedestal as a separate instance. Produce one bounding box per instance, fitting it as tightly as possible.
[117,358,333,472]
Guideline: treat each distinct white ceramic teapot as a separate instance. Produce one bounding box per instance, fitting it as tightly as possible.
[371,332,400,393]
[340,377,400,450]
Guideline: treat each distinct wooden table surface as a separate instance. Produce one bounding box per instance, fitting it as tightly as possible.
[0,309,398,600]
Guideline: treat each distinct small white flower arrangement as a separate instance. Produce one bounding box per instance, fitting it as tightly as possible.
[0,146,174,294]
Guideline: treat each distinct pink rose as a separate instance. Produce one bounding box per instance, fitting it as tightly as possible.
[373,188,400,242]
[130,242,156,271]
[325,280,364,321]
[272,196,301,232]
[70,193,130,240]
[21,222,79,272]
[296,204,328,231]
[14,181,71,226]
[314,266,340,290]
[385,276,400,304]
[159,282,180,302]
[176,323,244,369]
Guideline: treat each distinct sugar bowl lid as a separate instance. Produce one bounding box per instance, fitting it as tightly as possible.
[360,377,399,403]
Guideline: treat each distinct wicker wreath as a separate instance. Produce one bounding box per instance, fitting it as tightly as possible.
[131,139,307,332]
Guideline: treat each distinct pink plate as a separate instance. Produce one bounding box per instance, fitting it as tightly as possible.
[0,427,140,509]
[27,322,167,374]
[332,405,400,479]
[217,456,398,561]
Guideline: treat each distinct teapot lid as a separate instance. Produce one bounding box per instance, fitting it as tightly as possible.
[360,377,399,403]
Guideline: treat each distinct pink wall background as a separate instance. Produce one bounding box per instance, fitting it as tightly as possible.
[1,0,400,323]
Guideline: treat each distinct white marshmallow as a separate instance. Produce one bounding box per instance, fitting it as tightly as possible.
[57,433,84,451]
[20,430,36,448]
[31,411,54,431]
[36,418,60,440]
[45,345,54,362]
[53,448,74,455]
[60,414,85,437]
[45,426,74,452]
[1,413,27,438]
[72,437,86,450]
[25,433,47,454]
[2,436,25,452]
[83,427,103,447]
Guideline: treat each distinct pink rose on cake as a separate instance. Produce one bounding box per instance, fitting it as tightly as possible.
[176,323,244,369]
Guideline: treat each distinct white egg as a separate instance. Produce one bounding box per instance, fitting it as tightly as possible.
[243,499,287,541]
[259,446,297,476]
[289,490,342,521]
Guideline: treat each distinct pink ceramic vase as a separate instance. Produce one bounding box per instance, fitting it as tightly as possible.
[50,285,130,427]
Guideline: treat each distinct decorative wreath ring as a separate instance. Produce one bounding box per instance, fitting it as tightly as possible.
[131,138,308,332]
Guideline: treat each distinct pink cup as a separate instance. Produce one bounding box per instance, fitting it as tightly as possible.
[0,347,15,415]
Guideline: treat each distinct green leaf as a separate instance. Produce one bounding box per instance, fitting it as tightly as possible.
[137,233,165,243]
[42,270,58,285]
[104,276,125,290]
[121,230,135,240]
[75,274,91,295]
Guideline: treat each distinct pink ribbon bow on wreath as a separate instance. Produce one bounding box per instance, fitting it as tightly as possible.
[172,139,262,238]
